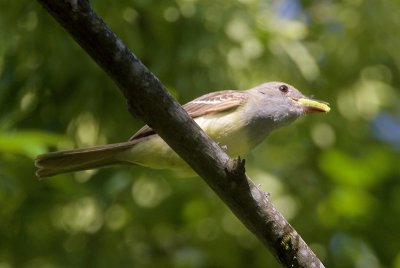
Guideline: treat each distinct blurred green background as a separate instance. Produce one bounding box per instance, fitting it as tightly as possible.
[1,0,400,267]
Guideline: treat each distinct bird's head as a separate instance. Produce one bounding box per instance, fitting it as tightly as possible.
[249,81,330,124]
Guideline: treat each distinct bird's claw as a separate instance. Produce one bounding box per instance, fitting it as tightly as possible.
[217,142,228,152]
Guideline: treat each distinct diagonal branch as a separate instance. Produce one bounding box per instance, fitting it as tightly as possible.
[35,0,324,267]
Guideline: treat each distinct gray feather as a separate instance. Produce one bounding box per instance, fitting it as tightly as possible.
[35,141,137,178]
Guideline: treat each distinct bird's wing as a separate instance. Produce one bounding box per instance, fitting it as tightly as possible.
[182,90,247,117]
[129,90,247,141]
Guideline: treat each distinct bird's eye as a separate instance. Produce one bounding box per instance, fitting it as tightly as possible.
[279,85,289,93]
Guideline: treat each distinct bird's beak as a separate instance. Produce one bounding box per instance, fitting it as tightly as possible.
[291,97,331,113]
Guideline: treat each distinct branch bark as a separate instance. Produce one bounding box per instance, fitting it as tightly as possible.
[35,0,324,267]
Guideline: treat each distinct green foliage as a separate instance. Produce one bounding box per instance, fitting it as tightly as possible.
[1,0,400,267]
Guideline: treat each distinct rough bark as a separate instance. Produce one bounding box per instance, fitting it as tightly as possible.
[35,0,324,267]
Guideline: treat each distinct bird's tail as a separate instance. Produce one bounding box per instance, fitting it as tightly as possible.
[35,141,137,178]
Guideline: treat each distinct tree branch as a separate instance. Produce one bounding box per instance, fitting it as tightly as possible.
[35,0,324,267]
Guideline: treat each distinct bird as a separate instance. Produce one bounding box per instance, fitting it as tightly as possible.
[35,81,330,178]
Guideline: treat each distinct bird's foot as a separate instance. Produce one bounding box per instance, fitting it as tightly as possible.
[217,142,228,152]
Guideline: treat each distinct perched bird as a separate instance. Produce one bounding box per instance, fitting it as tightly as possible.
[35,82,330,178]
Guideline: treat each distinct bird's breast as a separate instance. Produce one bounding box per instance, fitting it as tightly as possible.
[194,110,254,157]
